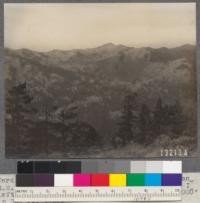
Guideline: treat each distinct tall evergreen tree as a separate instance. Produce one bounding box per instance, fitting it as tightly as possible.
[37,97,58,155]
[153,97,164,137]
[138,104,151,144]
[58,105,78,150]
[115,93,138,146]
[171,100,186,137]
[6,82,36,152]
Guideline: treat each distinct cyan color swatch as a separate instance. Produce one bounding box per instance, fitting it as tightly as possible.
[145,174,161,186]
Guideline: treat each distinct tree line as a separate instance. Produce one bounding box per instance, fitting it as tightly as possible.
[6,82,187,156]
[6,82,101,156]
[112,93,186,147]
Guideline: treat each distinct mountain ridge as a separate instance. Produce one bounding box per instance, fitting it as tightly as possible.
[4,43,195,54]
[4,43,196,106]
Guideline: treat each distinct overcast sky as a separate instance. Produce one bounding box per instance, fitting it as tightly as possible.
[4,3,196,52]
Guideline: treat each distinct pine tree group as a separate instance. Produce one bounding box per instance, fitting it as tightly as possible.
[113,95,186,148]
[6,82,36,153]
[6,83,187,155]
[6,83,100,156]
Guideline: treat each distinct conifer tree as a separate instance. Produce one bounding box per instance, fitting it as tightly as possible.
[171,100,186,137]
[139,104,151,144]
[6,82,36,152]
[153,97,164,137]
[58,105,78,150]
[115,93,138,145]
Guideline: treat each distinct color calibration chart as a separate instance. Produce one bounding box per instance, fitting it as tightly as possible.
[15,161,182,202]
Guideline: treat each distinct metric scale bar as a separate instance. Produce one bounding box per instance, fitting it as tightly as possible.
[14,186,181,202]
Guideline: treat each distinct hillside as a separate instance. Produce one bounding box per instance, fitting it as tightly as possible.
[4,44,197,158]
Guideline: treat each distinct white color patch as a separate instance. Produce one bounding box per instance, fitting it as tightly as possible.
[54,174,73,186]
[163,161,182,173]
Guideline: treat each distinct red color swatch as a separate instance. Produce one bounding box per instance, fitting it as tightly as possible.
[91,174,109,186]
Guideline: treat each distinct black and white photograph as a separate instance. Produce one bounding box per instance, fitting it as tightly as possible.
[4,3,197,158]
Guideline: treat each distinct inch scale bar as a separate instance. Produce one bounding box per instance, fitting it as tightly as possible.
[14,186,181,202]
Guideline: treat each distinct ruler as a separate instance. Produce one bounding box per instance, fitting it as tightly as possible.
[14,186,181,202]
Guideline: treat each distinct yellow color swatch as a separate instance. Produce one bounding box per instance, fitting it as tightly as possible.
[109,174,126,186]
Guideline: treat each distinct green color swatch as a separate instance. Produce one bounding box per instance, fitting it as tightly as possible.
[126,174,145,186]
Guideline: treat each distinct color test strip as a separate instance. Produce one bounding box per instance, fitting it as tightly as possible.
[162,174,182,186]
[81,161,98,173]
[146,161,163,173]
[145,174,161,186]
[16,174,34,187]
[16,174,54,187]
[17,162,34,174]
[127,174,145,186]
[130,161,146,173]
[109,174,126,186]
[34,174,54,187]
[163,161,182,174]
[54,174,73,186]
[91,174,109,186]
[16,173,182,187]
[17,161,82,174]
[17,161,181,174]
[113,161,130,173]
[73,174,91,186]
[34,162,50,173]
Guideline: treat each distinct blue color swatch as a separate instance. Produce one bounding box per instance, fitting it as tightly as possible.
[145,174,162,186]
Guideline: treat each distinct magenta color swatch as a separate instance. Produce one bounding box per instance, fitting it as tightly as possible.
[73,174,91,186]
